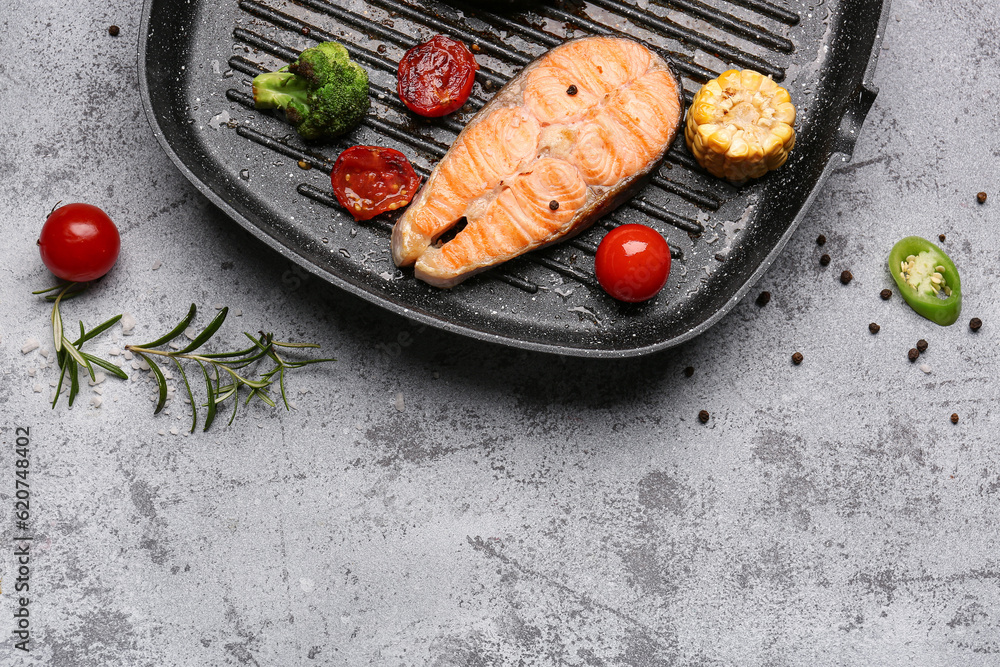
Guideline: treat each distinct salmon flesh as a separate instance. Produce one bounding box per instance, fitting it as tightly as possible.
[391,36,684,288]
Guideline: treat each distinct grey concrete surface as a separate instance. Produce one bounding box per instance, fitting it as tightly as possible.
[1,0,999,664]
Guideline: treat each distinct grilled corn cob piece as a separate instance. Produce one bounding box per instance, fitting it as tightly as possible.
[684,69,796,183]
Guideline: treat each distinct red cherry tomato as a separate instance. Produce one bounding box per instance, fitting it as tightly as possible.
[594,224,671,302]
[397,35,479,117]
[38,203,121,282]
[331,146,421,221]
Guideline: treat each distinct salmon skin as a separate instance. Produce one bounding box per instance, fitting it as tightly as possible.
[391,36,684,289]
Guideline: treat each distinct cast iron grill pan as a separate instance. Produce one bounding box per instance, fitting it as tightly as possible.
[139,0,888,357]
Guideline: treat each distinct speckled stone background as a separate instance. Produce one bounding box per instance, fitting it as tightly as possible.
[2,0,999,664]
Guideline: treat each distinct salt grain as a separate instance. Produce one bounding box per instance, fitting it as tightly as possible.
[123,350,133,360]
[109,347,121,356]
[395,392,405,412]
[90,396,102,408]
[152,260,162,270]
[88,372,107,386]
[170,427,179,435]
[32,384,43,393]
[121,313,136,334]
[93,387,104,395]
[21,339,40,354]
[919,364,931,374]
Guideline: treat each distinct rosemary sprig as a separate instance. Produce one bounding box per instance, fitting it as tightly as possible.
[32,282,128,408]
[125,304,334,432]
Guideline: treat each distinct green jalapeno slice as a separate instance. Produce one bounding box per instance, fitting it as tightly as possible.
[888,236,961,326]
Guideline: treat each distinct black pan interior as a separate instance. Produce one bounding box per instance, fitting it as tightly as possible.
[140,0,888,357]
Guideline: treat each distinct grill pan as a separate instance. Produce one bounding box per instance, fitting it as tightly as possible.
[139,0,889,357]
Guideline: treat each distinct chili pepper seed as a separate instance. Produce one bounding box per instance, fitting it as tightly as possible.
[816,234,827,245]
[916,339,928,353]
[297,160,311,170]
[755,291,771,307]
[683,366,694,378]
[698,410,710,423]
[108,25,120,36]
[880,289,892,300]
[970,318,982,331]
[869,323,880,334]
[977,192,987,204]
[791,352,803,365]
[819,254,831,266]
[908,348,919,362]
[951,413,959,424]
[840,270,853,285]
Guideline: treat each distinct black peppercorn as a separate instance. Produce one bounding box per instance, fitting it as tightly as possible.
[880,289,892,300]
[908,348,919,362]
[683,366,694,378]
[939,234,946,242]
[977,191,987,204]
[549,200,559,210]
[819,254,831,266]
[970,317,982,331]
[301,26,311,36]
[916,339,928,353]
[816,234,827,245]
[755,291,771,307]
[951,413,959,424]
[869,323,880,334]
[108,25,120,36]
[791,352,803,365]
[698,410,710,423]
[840,270,853,285]
[566,85,578,96]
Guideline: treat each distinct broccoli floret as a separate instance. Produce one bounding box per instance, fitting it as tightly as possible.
[252,41,370,142]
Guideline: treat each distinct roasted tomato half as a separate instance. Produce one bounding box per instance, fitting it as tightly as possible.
[397,35,478,118]
[331,146,421,221]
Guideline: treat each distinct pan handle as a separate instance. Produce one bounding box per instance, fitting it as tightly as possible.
[834,82,879,160]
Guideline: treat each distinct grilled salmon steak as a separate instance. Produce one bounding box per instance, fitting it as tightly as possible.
[391,36,684,288]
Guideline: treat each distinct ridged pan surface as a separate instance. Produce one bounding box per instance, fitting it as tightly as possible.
[139,0,889,357]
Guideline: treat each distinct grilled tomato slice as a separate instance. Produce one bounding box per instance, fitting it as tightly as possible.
[331,146,421,221]
[397,35,478,118]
